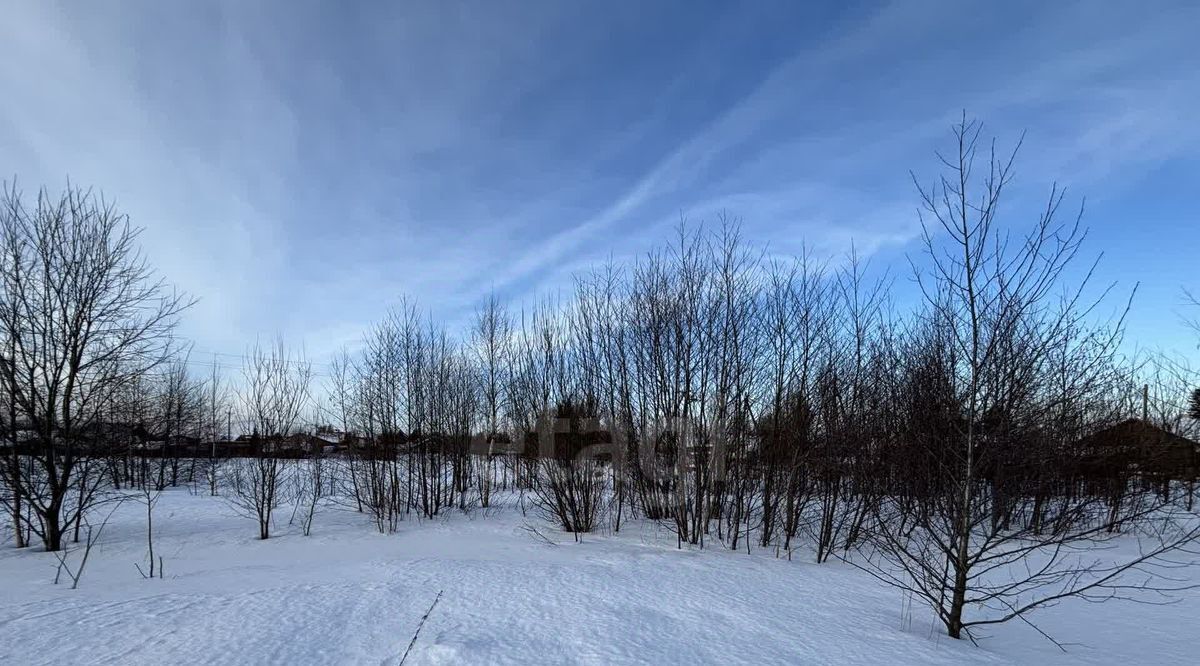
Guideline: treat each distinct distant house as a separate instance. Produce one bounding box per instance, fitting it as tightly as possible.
[162,435,201,459]
[314,431,341,448]
[520,412,613,462]
[344,430,409,459]
[217,436,255,458]
[291,433,331,455]
[1,427,45,455]
[251,433,328,458]
[1075,419,1199,482]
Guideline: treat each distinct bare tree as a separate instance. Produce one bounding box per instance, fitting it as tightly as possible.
[1183,289,1200,340]
[52,498,125,589]
[1183,290,1200,424]
[203,357,230,496]
[135,481,163,579]
[527,398,609,537]
[353,305,416,530]
[326,347,361,510]
[857,116,1200,642]
[297,421,325,537]
[0,181,189,551]
[472,292,511,508]
[572,259,636,532]
[147,356,203,491]
[227,340,311,540]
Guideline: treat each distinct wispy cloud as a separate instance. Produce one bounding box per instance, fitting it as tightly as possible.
[2,0,1196,363]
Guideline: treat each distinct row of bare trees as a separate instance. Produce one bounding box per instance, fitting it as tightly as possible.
[319,118,1200,640]
[0,178,327,549]
[0,182,190,552]
[2,118,1199,642]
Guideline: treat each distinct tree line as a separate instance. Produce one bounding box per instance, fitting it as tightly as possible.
[2,118,1199,642]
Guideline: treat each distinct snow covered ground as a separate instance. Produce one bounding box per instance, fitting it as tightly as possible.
[1,490,1198,665]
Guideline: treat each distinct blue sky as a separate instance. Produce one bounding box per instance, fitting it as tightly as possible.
[2,0,1197,370]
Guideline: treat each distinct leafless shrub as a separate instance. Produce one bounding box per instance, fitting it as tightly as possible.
[226,340,311,540]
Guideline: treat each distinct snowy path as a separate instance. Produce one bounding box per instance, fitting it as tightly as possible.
[0,491,1196,664]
